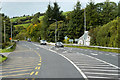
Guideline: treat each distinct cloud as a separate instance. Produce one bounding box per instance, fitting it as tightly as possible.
[1,0,119,3]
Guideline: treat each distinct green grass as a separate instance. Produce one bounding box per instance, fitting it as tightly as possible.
[62,11,71,16]
[11,16,27,22]
[39,16,44,20]
[0,56,7,63]
[0,42,16,53]
[14,23,31,28]
[64,45,120,53]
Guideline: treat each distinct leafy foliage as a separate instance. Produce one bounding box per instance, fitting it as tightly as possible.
[67,1,84,39]
[89,17,120,48]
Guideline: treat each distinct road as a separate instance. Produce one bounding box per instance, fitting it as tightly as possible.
[0,41,120,80]
[1,41,83,79]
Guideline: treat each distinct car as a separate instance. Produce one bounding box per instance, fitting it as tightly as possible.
[40,40,47,45]
[55,42,64,47]
[27,38,31,42]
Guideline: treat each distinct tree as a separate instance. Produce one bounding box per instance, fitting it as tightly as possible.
[86,0,99,29]
[118,1,120,17]
[41,2,64,41]
[41,4,53,40]
[67,1,84,39]
[102,0,117,24]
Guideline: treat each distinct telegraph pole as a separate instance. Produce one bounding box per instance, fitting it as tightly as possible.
[4,21,6,43]
[84,8,86,33]
[11,21,12,43]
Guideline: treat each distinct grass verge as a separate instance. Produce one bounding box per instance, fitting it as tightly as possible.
[0,56,7,63]
[64,45,120,53]
[0,42,16,53]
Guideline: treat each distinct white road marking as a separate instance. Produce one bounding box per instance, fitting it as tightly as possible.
[81,54,120,69]
[32,43,88,80]
[87,76,116,79]
[85,72,119,75]
[105,54,109,55]
[112,55,116,56]
[91,53,98,55]
[36,48,39,49]
[82,69,119,72]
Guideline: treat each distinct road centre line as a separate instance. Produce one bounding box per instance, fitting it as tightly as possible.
[35,71,39,75]
[35,67,40,69]
[30,71,34,75]
[38,63,41,65]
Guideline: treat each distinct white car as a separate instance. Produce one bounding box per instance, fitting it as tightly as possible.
[40,40,47,45]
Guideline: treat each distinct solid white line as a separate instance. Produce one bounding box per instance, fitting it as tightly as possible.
[32,43,88,80]
[91,53,98,55]
[87,76,115,79]
[85,72,119,75]
[76,64,111,67]
[80,66,116,69]
[82,69,119,72]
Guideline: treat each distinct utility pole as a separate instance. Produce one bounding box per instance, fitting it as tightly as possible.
[49,18,57,43]
[84,8,86,33]
[11,21,12,43]
[4,21,6,43]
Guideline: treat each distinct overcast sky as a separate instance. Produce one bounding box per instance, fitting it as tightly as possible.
[1,0,119,3]
[0,0,119,17]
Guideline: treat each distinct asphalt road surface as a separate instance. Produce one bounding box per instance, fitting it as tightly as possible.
[1,41,120,80]
[1,41,83,79]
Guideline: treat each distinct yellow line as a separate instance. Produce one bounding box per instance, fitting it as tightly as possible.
[30,71,34,75]
[25,79,28,80]
[32,78,35,80]
[38,67,40,69]
[35,71,38,75]
[39,61,41,62]
[38,63,41,65]
[35,67,38,69]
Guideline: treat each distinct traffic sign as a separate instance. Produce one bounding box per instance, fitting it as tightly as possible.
[64,36,68,40]
[9,37,12,40]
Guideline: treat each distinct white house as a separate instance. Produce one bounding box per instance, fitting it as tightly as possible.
[78,31,91,46]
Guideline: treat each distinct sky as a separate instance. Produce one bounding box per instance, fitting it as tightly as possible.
[1,0,119,3]
[0,0,119,17]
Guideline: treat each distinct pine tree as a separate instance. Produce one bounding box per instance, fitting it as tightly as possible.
[68,1,84,39]
[86,0,98,29]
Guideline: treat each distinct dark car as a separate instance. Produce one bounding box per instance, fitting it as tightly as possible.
[55,42,64,47]
[27,38,31,42]
[40,40,47,45]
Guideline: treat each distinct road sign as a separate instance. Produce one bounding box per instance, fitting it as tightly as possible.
[9,37,12,40]
[64,36,68,40]
[69,39,73,42]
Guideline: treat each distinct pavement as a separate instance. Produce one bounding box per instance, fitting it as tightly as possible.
[0,41,120,80]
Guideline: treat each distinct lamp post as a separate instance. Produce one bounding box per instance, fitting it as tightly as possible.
[49,18,58,43]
